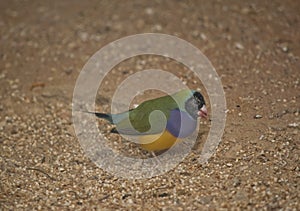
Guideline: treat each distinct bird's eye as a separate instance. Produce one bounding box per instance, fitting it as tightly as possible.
[194,96,200,104]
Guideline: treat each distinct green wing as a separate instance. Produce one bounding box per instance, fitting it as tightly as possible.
[115,95,179,135]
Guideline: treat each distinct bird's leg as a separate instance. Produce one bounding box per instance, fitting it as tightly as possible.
[150,151,162,166]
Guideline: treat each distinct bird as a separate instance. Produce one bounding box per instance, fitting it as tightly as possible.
[88,89,207,151]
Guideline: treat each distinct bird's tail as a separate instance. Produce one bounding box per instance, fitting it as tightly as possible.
[83,111,113,123]
[94,112,113,123]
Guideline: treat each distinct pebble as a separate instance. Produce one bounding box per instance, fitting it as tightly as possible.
[145,8,154,15]
[64,68,72,75]
[288,123,298,128]
[235,42,244,50]
[254,114,263,119]
[11,84,18,89]
[78,32,89,42]
[153,24,162,31]
[281,45,289,53]
[233,177,241,187]
[200,33,207,41]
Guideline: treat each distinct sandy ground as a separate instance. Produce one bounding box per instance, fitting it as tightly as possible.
[1,0,299,210]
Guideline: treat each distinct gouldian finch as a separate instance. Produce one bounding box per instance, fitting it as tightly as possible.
[91,89,207,151]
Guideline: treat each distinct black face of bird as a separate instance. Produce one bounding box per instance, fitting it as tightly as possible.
[185,92,208,119]
[193,92,205,109]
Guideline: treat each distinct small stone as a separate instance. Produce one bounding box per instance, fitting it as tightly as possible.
[78,32,89,42]
[288,123,298,128]
[235,42,244,50]
[42,91,54,98]
[11,84,18,89]
[281,45,288,52]
[58,167,65,172]
[226,163,233,167]
[153,24,162,31]
[145,8,154,15]
[254,114,263,119]
[200,33,207,41]
[192,30,199,38]
[64,68,72,75]
[233,177,241,187]
[241,7,250,14]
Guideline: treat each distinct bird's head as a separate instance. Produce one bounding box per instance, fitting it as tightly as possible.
[185,91,208,119]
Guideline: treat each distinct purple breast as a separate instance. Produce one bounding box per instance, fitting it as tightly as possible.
[166,109,197,138]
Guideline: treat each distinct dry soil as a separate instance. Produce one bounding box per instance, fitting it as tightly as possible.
[0,0,299,210]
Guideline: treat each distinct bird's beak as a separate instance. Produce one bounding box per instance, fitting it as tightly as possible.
[198,105,208,118]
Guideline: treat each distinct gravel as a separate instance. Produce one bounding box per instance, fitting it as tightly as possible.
[0,0,299,210]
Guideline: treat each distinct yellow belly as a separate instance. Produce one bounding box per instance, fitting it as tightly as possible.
[139,130,181,151]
